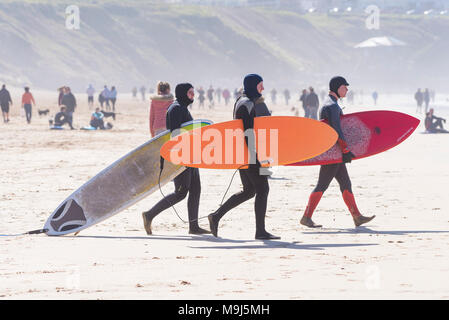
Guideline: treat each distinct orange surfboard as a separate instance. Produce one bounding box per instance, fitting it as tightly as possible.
[160,116,338,169]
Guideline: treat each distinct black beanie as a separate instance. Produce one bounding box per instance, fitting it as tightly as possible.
[175,83,194,107]
[329,76,349,97]
[243,74,263,100]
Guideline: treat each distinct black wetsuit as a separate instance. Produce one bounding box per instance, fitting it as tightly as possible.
[54,111,74,129]
[144,100,202,231]
[212,95,271,235]
[425,113,447,133]
[314,95,352,193]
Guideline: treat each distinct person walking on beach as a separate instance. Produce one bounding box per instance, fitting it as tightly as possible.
[207,85,214,108]
[0,84,13,123]
[306,87,319,120]
[208,74,280,240]
[149,81,174,137]
[61,87,76,127]
[423,88,430,114]
[100,86,111,111]
[372,91,378,105]
[132,87,137,99]
[299,89,308,117]
[283,88,290,105]
[222,88,231,106]
[270,88,277,104]
[415,89,423,113]
[142,83,211,236]
[86,84,95,109]
[140,86,146,102]
[58,87,65,106]
[215,87,222,104]
[22,87,35,124]
[197,86,205,109]
[110,86,117,112]
[300,76,375,228]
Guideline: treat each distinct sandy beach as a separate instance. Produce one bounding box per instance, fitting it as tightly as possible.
[1,89,448,299]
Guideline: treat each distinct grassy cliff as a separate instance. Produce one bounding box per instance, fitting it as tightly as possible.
[0,0,447,91]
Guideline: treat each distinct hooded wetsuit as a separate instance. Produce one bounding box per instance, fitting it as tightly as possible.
[209,74,279,239]
[143,83,204,232]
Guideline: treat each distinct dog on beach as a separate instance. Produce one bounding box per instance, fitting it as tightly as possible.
[38,109,50,116]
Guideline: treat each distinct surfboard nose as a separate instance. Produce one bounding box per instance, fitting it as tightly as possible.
[49,199,87,234]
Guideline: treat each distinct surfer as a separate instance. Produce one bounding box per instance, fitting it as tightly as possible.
[300,76,375,228]
[425,108,447,133]
[149,81,174,137]
[208,74,280,240]
[142,83,211,235]
[61,87,77,126]
[52,106,74,129]
[90,107,106,129]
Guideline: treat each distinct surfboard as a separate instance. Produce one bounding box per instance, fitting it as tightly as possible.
[160,116,338,169]
[44,119,212,236]
[287,111,419,166]
[50,125,64,130]
[80,126,97,130]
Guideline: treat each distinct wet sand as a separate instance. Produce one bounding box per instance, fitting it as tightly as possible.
[1,89,448,299]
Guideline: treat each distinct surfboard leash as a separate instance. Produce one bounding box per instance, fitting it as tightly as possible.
[0,228,48,237]
[157,157,245,224]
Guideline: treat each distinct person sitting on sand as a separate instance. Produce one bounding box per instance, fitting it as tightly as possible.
[51,106,74,129]
[90,108,105,130]
[425,108,448,133]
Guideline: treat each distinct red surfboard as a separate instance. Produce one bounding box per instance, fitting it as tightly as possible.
[287,111,419,166]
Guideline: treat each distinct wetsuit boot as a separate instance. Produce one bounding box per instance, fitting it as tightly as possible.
[254,194,280,240]
[142,210,158,235]
[300,191,323,228]
[208,214,219,237]
[342,190,375,227]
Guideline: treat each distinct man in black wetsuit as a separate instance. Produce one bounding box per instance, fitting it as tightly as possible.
[208,74,280,240]
[53,106,74,129]
[300,76,375,228]
[425,108,448,133]
[142,83,210,235]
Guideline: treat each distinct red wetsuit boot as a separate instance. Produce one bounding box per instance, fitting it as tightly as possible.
[342,190,375,227]
[300,191,323,228]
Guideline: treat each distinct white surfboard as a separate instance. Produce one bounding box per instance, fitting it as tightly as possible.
[44,119,213,236]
